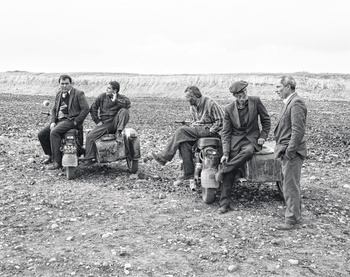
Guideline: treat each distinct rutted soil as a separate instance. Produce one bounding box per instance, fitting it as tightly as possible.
[0,93,350,276]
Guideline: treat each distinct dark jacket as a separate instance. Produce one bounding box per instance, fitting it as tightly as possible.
[51,88,89,125]
[90,93,131,124]
[221,96,271,155]
[274,93,307,159]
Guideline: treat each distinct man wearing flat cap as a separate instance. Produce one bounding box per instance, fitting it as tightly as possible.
[216,80,271,213]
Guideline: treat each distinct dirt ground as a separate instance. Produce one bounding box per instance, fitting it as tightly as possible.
[1,93,350,277]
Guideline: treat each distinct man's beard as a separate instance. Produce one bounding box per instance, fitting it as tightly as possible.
[237,99,247,109]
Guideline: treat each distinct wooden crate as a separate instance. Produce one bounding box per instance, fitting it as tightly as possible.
[244,153,282,183]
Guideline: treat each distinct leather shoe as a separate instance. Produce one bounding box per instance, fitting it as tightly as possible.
[42,156,52,164]
[276,222,299,230]
[177,173,194,181]
[151,152,167,166]
[47,162,62,170]
[215,171,224,183]
[80,159,95,166]
[218,202,231,214]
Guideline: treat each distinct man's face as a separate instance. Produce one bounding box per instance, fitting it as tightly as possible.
[106,84,115,96]
[234,88,248,105]
[275,81,290,100]
[185,92,197,106]
[60,78,72,92]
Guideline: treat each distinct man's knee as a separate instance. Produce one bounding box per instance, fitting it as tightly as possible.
[117,108,129,117]
[49,127,62,138]
[243,144,255,157]
[38,130,44,140]
[175,126,191,136]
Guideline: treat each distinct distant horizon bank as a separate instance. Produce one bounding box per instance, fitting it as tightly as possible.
[0,71,349,101]
[3,70,350,77]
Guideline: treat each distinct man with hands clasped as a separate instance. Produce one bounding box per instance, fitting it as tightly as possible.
[38,74,90,170]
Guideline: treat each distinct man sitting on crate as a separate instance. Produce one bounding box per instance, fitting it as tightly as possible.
[215,81,271,213]
[81,81,131,166]
[151,86,224,181]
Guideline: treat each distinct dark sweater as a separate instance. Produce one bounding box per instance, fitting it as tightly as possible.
[90,93,131,124]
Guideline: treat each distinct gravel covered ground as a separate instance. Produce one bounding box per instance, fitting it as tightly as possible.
[1,94,350,276]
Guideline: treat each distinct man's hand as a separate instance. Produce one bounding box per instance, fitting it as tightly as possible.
[220,154,229,164]
[285,148,296,160]
[257,138,265,145]
[116,131,123,143]
[50,123,56,130]
[97,122,103,126]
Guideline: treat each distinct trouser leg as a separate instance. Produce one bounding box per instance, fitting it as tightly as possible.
[84,125,109,160]
[50,120,75,163]
[219,142,255,207]
[110,108,130,133]
[219,170,236,206]
[160,126,211,162]
[281,155,303,224]
[222,143,255,174]
[38,125,52,156]
[179,141,195,177]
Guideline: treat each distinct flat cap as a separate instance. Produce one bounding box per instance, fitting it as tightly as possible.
[229,80,248,94]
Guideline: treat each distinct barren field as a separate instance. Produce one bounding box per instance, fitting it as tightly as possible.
[1,92,350,276]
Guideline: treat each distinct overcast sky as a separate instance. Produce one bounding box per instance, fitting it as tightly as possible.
[0,0,349,74]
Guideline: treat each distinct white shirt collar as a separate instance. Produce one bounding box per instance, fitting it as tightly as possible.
[283,92,296,104]
[62,89,71,98]
[111,93,117,102]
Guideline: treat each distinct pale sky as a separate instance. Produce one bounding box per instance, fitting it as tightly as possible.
[0,0,349,74]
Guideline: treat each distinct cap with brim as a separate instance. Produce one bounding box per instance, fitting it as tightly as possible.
[229,81,248,94]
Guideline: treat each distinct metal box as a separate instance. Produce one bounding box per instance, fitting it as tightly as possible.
[95,135,125,163]
[244,153,282,183]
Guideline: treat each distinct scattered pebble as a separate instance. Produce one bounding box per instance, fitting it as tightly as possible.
[173,180,182,186]
[51,223,59,229]
[129,174,138,180]
[102,233,112,238]
[228,264,239,272]
[288,259,299,265]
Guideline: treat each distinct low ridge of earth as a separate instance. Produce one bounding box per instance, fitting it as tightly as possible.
[1,93,350,276]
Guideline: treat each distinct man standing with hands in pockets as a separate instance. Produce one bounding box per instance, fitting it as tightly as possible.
[274,75,307,230]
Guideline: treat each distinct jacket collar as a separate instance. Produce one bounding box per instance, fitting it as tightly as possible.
[275,93,298,128]
[231,96,252,128]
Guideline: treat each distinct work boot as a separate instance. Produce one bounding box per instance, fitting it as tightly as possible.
[218,202,231,214]
[275,222,300,230]
[47,162,62,170]
[80,159,95,166]
[151,152,167,166]
[42,156,52,164]
[176,173,194,181]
